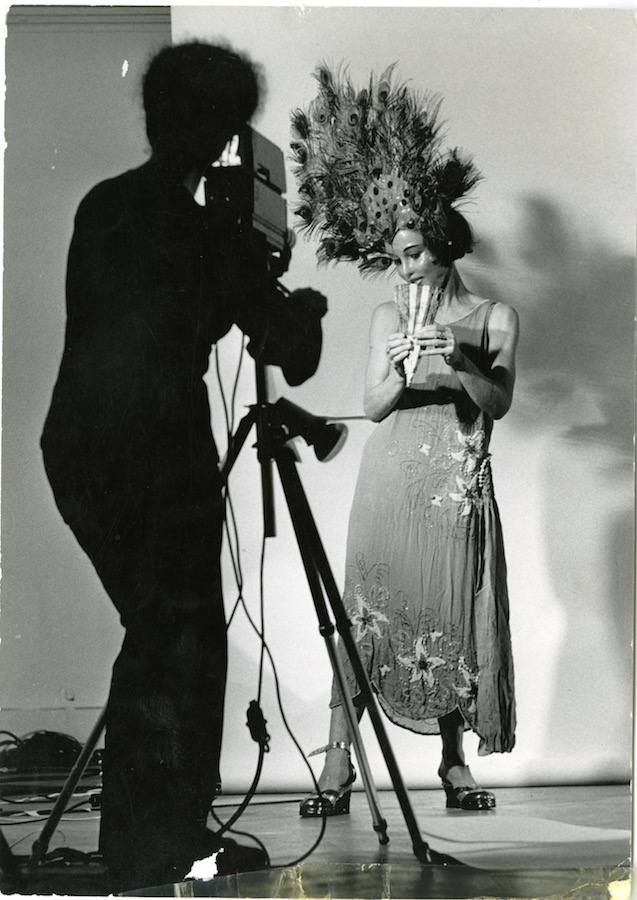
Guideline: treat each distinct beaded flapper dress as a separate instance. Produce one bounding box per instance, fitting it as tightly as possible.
[332,280,516,755]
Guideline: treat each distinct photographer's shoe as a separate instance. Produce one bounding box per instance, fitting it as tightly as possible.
[193,829,269,877]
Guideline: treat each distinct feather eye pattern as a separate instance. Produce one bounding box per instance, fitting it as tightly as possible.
[289,62,481,274]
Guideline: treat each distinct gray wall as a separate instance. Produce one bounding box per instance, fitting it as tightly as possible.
[2,5,171,739]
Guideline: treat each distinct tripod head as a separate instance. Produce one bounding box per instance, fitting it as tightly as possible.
[220,362,348,537]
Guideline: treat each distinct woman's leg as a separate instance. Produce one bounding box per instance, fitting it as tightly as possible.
[437,708,478,788]
[312,700,363,791]
[437,708,495,809]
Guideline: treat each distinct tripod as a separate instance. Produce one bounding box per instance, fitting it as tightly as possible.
[221,359,451,865]
[21,359,458,880]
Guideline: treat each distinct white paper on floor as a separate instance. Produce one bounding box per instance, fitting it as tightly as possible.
[420,814,631,869]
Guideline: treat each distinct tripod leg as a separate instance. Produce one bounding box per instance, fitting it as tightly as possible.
[273,454,388,843]
[28,708,106,871]
[274,449,439,864]
[0,825,26,892]
[322,632,389,844]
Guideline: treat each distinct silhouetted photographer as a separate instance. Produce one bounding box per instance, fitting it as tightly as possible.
[40,40,326,892]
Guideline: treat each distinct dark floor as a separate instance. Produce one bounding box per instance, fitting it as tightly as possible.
[0,784,631,898]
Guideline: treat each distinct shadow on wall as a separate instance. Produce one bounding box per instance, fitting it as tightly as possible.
[473,195,634,772]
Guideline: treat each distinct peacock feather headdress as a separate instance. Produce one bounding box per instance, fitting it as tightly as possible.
[290,63,481,275]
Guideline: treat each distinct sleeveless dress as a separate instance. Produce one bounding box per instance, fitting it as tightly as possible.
[332,295,516,756]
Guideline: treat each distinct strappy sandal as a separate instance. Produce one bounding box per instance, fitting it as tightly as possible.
[440,765,496,810]
[299,741,357,817]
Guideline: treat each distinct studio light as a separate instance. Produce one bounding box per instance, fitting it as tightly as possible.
[272,398,348,462]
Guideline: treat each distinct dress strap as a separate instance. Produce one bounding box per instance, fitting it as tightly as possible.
[480,300,499,356]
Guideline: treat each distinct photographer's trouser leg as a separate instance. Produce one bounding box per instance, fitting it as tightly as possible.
[100,597,227,892]
[46,463,227,892]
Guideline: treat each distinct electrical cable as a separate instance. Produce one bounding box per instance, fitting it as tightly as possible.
[224,491,245,630]
[7,829,45,852]
[0,787,101,806]
[220,500,328,867]
[229,338,246,435]
[0,797,98,826]
[39,847,103,868]
[208,747,268,846]
[213,344,330,867]
[208,344,274,860]
[256,533,267,703]
[208,807,270,863]
[213,332,247,449]
[213,797,301,809]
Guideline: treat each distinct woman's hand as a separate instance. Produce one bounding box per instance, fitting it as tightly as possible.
[414,324,463,368]
[385,331,413,376]
[364,304,409,422]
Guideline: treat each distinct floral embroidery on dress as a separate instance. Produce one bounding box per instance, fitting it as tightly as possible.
[343,556,391,643]
[339,533,487,725]
[454,655,479,714]
[448,427,493,514]
[449,476,473,516]
[450,429,485,474]
[380,607,481,718]
[350,585,389,641]
[397,634,447,686]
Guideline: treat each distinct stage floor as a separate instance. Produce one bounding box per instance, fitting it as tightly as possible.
[2,784,631,897]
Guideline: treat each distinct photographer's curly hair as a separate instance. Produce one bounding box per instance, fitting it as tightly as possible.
[143,40,263,168]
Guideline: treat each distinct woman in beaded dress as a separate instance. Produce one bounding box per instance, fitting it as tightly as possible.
[291,65,518,814]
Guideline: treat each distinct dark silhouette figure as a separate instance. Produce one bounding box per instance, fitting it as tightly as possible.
[40,41,325,892]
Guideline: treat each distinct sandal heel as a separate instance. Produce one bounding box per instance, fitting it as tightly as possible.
[333,789,351,815]
[443,783,460,809]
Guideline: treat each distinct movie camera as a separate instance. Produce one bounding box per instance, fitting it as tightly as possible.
[205,127,292,278]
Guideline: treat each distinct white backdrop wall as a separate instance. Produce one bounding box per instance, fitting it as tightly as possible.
[1,6,633,796]
[173,6,635,792]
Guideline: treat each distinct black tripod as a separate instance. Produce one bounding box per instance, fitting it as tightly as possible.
[221,359,454,865]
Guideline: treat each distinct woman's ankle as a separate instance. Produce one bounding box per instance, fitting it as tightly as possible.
[438,756,466,780]
[320,748,351,786]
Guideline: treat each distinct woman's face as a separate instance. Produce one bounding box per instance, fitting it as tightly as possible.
[388,229,448,286]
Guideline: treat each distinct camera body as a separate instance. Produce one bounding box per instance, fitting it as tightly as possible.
[205,127,288,260]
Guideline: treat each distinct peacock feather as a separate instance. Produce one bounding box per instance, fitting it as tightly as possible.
[289,62,481,275]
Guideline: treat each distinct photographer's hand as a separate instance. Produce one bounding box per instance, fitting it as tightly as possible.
[287,287,328,319]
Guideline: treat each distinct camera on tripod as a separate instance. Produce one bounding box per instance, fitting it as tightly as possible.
[205,127,291,278]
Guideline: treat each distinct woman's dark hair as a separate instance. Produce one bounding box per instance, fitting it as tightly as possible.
[425,207,475,268]
[142,40,262,165]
